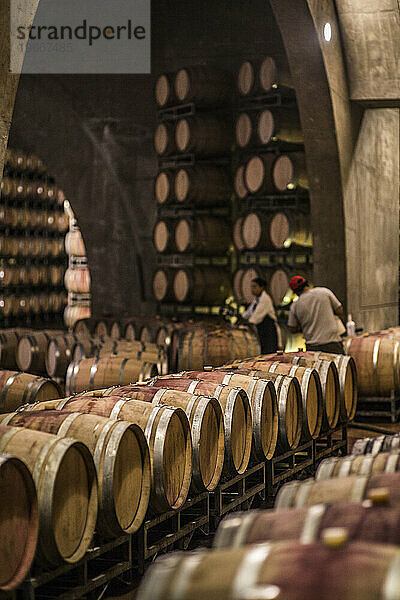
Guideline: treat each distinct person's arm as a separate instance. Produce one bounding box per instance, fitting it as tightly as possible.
[325,288,343,317]
[287,306,300,333]
[248,293,276,325]
[242,300,255,320]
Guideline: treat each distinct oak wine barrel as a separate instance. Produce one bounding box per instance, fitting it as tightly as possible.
[241,211,312,251]
[273,152,308,191]
[214,500,400,549]
[65,356,158,394]
[173,267,231,304]
[174,66,233,106]
[153,219,177,254]
[40,396,192,513]
[0,329,29,370]
[2,410,150,538]
[102,384,224,491]
[275,471,400,510]
[0,370,61,412]
[153,268,175,302]
[65,230,86,256]
[138,378,252,477]
[64,267,91,294]
[17,332,57,374]
[0,424,97,565]
[233,164,247,199]
[64,305,91,328]
[175,116,232,156]
[237,56,293,95]
[244,154,276,195]
[174,165,231,205]
[45,333,80,378]
[0,453,38,590]
[155,72,175,107]
[175,216,230,255]
[316,452,400,480]
[154,122,176,156]
[154,170,174,205]
[178,369,278,460]
[232,216,245,251]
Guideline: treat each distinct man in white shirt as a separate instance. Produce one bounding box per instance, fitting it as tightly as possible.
[242,277,278,354]
[287,275,344,354]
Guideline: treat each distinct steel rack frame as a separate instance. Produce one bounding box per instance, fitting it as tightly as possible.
[355,392,400,424]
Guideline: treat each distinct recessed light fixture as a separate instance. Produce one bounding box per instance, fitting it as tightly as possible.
[324,22,332,42]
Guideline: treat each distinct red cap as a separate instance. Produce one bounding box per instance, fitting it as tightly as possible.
[289,275,306,292]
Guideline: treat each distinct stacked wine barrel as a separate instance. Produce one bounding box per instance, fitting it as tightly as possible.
[153,66,234,309]
[63,209,92,329]
[137,425,400,600]
[0,150,68,327]
[232,57,313,311]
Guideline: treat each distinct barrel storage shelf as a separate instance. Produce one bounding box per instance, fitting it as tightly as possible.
[0,150,68,329]
[153,66,235,316]
[230,58,313,320]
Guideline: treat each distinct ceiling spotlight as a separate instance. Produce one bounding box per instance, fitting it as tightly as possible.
[324,22,332,42]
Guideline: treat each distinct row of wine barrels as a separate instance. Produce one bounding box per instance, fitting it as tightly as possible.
[72,317,148,342]
[345,335,400,397]
[129,380,252,477]
[237,56,292,96]
[0,370,61,412]
[64,267,91,293]
[234,211,312,251]
[30,396,192,513]
[154,116,232,157]
[155,66,233,107]
[0,423,97,565]
[233,265,312,306]
[153,216,230,255]
[0,453,38,590]
[268,351,358,422]
[0,236,64,258]
[227,357,341,431]
[0,206,68,232]
[17,331,64,374]
[352,434,400,456]
[153,267,231,304]
[64,304,91,328]
[0,264,64,287]
[155,166,231,206]
[158,370,279,460]
[316,452,400,480]
[92,385,225,491]
[65,356,159,395]
[175,326,260,371]
[0,292,66,318]
[2,409,151,538]
[5,149,46,176]
[275,471,400,510]
[245,152,308,195]
[214,497,400,548]
[65,230,86,256]
[236,107,303,148]
[137,539,400,600]
[1,180,60,203]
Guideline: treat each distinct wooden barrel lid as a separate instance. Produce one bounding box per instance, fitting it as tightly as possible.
[39,293,50,312]
[241,267,259,303]
[110,321,121,340]
[273,154,294,191]
[155,74,170,107]
[237,60,255,95]
[154,172,170,204]
[0,455,38,591]
[154,123,169,155]
[257,109,274,144]
[269,269,289,305]
[245,156,265,193]
[259,56,278,92]
[306,371,321,438]
[233,268,245,301]
[232,217,245,251]
[30,296,41,314]
[17,337,33,371]
[153,221,170,253]
[95,320,108,337]
[153,270,169,302]
[234,165,247,199]
[242,212,262,249]
[175,168,189,202]
[235,113,252,148]
[175,219,190,253]
[270,212,290,249]
[175,119,190,153]
[125,323,136,341]
[174,68,190,102]
[285,382,301,448]
[174,269,189,302]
